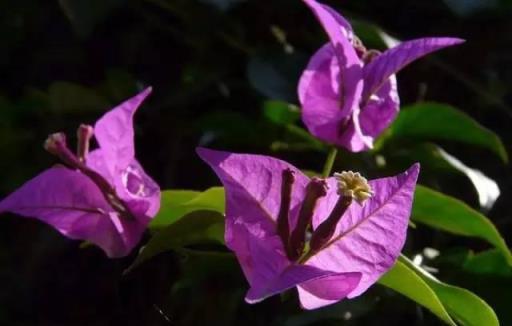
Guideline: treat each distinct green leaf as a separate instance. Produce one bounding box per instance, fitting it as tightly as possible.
[379,260,456,326]
[398,255,499,326]
[385,102,508,162]
[412,185,512,265]
[263,100,300,126]
[390,143,500,209]
[125,210,225,273]
[281,124,326,151]
[435,147,500,209]
[463,249,512,277]
[429,281,498,326]
[150,187,225,229]
[389,143,457,172]
[351,19,398,50]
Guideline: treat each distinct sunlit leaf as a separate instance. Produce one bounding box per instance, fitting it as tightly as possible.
[263,100,300,125]
[379,260,456,326]
[351,19,399,50]
[390,143,500,209]
[398,255,499,326]
[436,147,500,209]
[412,185,512,265]
[150,187,225,229]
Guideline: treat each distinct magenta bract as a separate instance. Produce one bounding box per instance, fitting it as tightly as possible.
[299,0,464,152]
[0,88,160,258]
[198,148,419,309]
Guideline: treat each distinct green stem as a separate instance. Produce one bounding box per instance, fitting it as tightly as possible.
[321,147,338,178]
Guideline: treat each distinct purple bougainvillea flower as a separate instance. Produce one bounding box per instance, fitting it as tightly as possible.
[298,0,464,151]
[0,88,160,258]
[198,147,419,309]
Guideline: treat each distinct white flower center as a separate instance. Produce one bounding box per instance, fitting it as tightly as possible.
[334,171,373,204]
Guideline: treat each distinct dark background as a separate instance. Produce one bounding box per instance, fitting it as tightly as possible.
[0,0,511,325]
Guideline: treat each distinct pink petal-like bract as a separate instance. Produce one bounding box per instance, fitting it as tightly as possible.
[361,37,465,103]
[0,88,161,258]
[299,0,463,151]
[305,163,420,301]
[89,87,160,217]
[198,148,419,309]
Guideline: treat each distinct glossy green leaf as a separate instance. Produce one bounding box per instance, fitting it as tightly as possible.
[150,187,225,229]
[389,143,456,172]
[390,143,500,209]
[399,255,499,326]
[463,249,512,277]
[263,100,300,125]
[435,147,500,209]
[412,185,512,265]
[126,210,225,273]
[350,19,389,50]
[379,260,456,325]
[386,102,508,162]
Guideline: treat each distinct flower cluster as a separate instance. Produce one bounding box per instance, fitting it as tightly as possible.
[0,0,462,310]
[195,0,460,308]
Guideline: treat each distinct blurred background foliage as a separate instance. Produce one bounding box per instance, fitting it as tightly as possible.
[1,0,512,325]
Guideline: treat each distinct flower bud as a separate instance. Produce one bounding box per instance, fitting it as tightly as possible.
[77,124,94,162]
[44,133,67,155]
[44,133,80,168]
